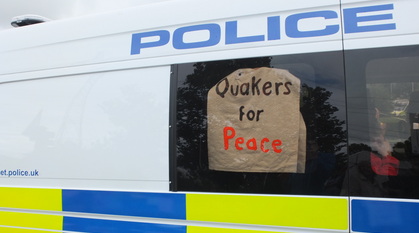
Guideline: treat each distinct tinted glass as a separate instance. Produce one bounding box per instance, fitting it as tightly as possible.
[345,45,419,198]
[171,52,347,195]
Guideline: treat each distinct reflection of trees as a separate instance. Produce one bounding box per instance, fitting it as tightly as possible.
[175,57,347,194]
[299,85,347,195]
[301,85,346,155]
[348,143,372,154]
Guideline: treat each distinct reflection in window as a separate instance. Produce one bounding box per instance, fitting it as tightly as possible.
[345,46,419,198]
[172,52,347,195]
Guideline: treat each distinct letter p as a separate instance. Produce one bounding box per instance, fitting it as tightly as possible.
[131,30,170,55]
[223,126,236,150]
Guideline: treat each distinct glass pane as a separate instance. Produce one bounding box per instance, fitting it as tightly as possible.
[345,45,419,198]
[172,52,346,195]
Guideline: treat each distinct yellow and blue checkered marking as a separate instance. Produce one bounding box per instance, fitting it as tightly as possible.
[0,187,351,232]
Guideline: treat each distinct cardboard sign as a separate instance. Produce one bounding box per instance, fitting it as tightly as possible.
[207,67,306,173]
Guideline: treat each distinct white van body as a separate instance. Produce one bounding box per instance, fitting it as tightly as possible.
[0,0,419,232]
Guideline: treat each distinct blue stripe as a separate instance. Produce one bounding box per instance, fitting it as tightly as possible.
[62,190,186,219]
[63,217,186,233]
[352,199,419,233]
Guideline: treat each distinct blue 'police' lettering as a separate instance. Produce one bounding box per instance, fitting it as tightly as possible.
[343,4,396,33]
[131,30,170,55]
[130,4,397,55]
[225,21,265,44]
[173,24,221,49]
[267,16,281,40]
[285,11,339,38]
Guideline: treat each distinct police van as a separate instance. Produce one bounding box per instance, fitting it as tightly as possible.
[0,0,418,232]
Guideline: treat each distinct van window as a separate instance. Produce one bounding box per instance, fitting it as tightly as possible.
[171,51,347,195]
[344,45,419,198]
